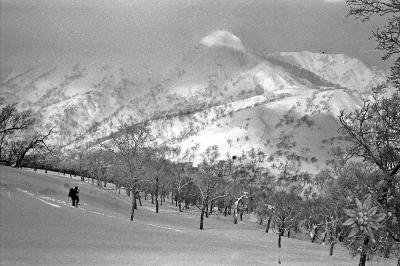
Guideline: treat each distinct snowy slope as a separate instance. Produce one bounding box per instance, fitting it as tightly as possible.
[273,51,386,93]
[4,166,388,266]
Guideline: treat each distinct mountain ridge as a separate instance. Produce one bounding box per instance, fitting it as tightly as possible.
[0,33,386,173]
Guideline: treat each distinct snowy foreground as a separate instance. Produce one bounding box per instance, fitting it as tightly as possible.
[0,166,396,266]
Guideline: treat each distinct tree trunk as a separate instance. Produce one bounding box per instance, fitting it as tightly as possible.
[200,208,205,230]
[179,201,182,212]
[240,210,243,221]
[322,232,327,244]
[330,242,334,256]
[224,206,228,216]
[359,237,369,266]
[278,231,282,248]
[155,177,159,213]
[130,191,135,221]
[151,193,154,204]
[359,253,367,266]
[287,229,291,238]
[133,190,137,210]
[266,217,271,233]
[171,192,174,205]
[138,194,142,206]
[161,186,164,205]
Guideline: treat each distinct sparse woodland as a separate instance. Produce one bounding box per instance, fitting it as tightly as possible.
[1,1,399,265]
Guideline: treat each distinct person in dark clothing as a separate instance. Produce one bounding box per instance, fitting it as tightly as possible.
[68,188,74,204]
[68,186,80,207]
[74,186,80,206]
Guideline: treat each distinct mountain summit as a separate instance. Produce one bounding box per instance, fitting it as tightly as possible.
[0,34,386,172]
[200,31,246,52]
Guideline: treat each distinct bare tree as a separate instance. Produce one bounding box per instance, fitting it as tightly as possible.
[339,94,400,177]
[84,149,102,184]
[0,104,36,163]
[346,0,400,61]
[0,104,35,135]
[232,192,249,224]
[106,122,153,221]
[192,146,233,230]
[10,127,54,168]
[143,146,175,213]
[172,162,192,212]
[36,144,61,173]
[321,188,347,256]
[268,191,301,249]
[76,147,89,182]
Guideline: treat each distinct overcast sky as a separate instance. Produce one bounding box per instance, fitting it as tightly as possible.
[0,0,388,71]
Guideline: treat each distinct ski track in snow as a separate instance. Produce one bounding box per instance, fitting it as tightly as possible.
[14,187,184,233]
[146,223,183,233]
[16,188,61,208]
[37,198,61,208]
[141,205,177,214]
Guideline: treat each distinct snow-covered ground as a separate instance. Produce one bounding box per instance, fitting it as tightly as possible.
[0,166,396,265]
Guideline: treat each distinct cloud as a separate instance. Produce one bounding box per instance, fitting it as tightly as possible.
[200,30,246,52]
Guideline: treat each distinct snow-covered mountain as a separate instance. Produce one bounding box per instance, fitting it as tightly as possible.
[0,31,386,173]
